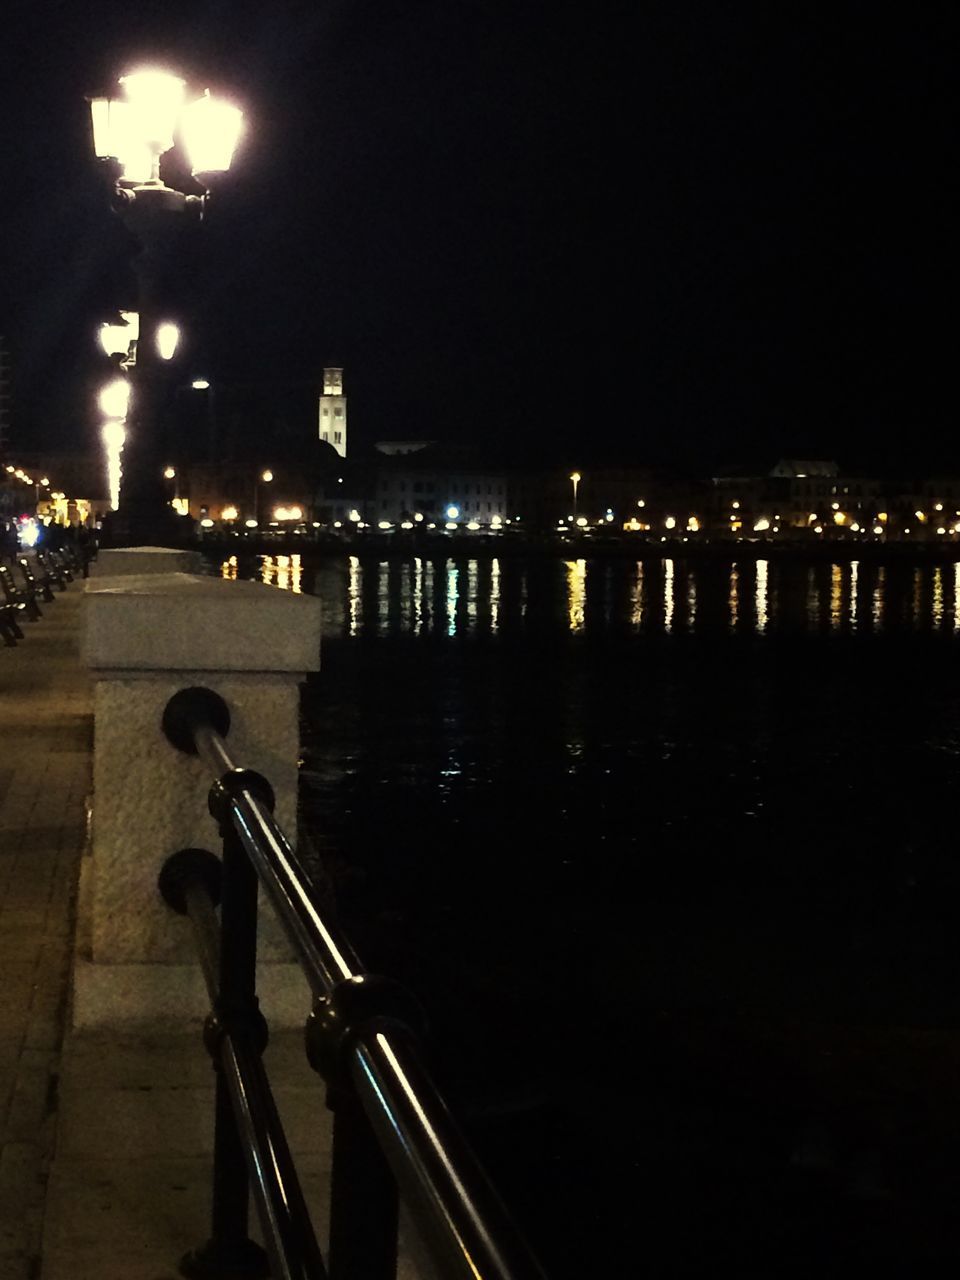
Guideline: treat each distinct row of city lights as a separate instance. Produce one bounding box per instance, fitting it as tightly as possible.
[3,464,54,492]
[1,464,71,544]
[197,509,521,531]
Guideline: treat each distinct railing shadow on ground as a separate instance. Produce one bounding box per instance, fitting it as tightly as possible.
[157,685,546,1280]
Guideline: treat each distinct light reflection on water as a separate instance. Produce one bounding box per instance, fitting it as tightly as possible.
[259,553,302,594]
[566,559,586,633]
[226,555,960,640]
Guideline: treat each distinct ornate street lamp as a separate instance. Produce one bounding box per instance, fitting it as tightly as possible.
[88,69,243,545]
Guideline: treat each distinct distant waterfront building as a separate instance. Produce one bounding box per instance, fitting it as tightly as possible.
[768,459,839,479]
[368,443,510,525]
[318,367,347,458]
[373,440,435,457]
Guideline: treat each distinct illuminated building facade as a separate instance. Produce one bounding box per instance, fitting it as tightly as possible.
[318,367,347,458]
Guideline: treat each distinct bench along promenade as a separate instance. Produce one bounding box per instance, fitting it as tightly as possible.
[0,546,543,1280]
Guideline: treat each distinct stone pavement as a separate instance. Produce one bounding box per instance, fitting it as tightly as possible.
[0,568,432,1280]
[0,577,91,1280]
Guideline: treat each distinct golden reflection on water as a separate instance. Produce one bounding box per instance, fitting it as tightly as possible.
[663,559,675,633]
[244,555,960,639]
[348,555,360,637]
[729,564,739,631]
[629,562,643,631]
[257,554,301,593]
[566,559,586,633]
[830,563,843,632]
[221,555,238,581]
[413,557,425,636]
[933,565,944,628]
[755,560,768,633]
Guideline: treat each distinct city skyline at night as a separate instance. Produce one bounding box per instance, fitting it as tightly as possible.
[0,6,954,474]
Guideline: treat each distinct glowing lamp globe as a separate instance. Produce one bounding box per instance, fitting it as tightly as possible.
[119,70,185,154]
[102,420,126,451]
[89,97,149,179]
[99,378,131,420]
[99,311,139,358]
[181,91,244,176]
[156,322,180,360]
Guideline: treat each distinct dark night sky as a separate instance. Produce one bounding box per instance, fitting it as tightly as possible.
[0,4,955,472]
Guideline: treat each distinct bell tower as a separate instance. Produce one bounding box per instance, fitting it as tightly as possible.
[318,367,347,458]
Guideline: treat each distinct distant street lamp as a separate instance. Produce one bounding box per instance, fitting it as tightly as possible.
[570,471,581,521]
[253,469,273,524]
[189,379,219,461]
[88,68,243,546]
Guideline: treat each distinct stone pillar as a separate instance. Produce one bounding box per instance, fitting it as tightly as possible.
[75,556,322,1029]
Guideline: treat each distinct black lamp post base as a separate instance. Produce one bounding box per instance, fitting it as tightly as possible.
[99,503,193,549]
[179,1237,270,1279]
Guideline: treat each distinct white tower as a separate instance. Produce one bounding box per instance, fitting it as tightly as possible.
[318,367,347,458]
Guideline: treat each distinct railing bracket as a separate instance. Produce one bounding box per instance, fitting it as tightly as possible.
[158,848,223,915]
[163,686,231,755]
[208,768,275,828]
[306,973,427,1093]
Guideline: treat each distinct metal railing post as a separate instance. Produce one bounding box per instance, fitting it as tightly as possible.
[180,777,272,1280]
[327,1086,399,1280]
[161,687,548,1280]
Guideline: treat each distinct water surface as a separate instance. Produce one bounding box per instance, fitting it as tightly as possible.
[223,552,960,1273]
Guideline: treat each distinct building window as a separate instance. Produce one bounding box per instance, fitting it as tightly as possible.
[334,431,342,444]
[334,407,343,417]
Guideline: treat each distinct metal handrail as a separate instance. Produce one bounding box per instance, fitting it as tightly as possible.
[161,686,545,1280]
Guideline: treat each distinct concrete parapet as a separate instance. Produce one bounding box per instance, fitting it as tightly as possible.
[91,546,204,577]
[77,547,322,1029]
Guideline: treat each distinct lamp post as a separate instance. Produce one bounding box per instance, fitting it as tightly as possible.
[190,378,220,462]
[253,469,273,525]
[163,465,180,503]
[87,69,243,546]
[570,471,581,522]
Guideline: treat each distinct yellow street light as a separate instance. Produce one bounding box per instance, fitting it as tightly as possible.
[570,471,581,520]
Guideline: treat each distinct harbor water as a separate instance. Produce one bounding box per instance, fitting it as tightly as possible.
[221,550,960,1274]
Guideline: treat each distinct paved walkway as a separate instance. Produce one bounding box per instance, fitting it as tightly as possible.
[0,578,91,1280]
[0,568,429,1280]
